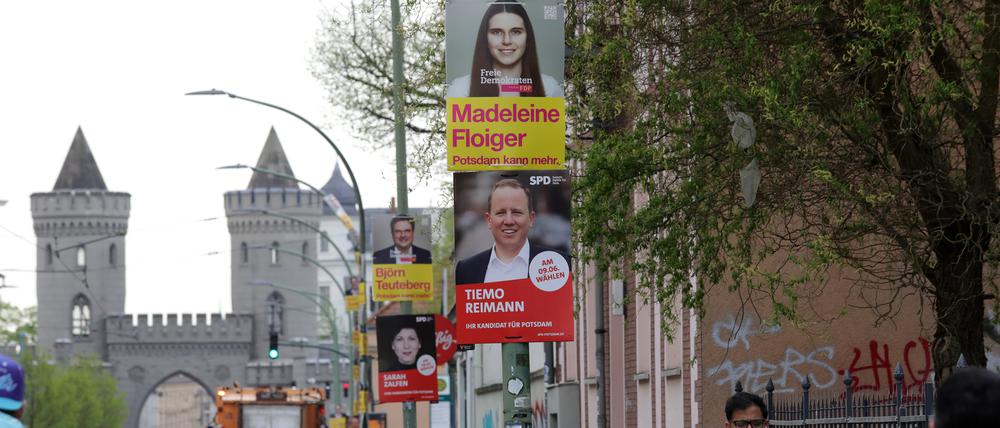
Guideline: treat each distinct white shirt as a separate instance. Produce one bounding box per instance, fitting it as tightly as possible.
[446,74,564,98]
[391,246,415,264]
[484,241,530,283]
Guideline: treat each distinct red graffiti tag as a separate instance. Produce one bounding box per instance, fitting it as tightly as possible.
[836,338,931,393]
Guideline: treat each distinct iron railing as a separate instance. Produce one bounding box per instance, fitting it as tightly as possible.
[734,363,936,427]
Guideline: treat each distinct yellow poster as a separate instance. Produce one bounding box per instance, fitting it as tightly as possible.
[346,295,362,312]
[447,97,565,171]
[353,330,367,350]
[354,390,368,414]
[345,281,366,311]
[371,263,434,301]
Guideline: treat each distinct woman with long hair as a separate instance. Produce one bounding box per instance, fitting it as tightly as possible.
[447,2,562,97]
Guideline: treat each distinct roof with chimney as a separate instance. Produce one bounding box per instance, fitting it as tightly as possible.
[248,127,299,189]
[53,127,108,191]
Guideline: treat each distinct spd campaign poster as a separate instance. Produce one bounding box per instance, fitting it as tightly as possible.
[376,315,439,403]
[453,170,573,343]
[370,214,434,301]
[446,0,565,171]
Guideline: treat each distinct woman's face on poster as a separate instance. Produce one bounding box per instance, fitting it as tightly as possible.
[487,12,527,67]
[391,327,420,365]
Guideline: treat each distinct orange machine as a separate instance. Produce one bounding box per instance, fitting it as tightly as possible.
[214,385,327,428]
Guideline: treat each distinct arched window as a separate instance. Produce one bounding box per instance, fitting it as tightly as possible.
[241,242,249,264]
[266,292,284,334]
[75,247,86,268]
[270,242,280,265]
[301,241,309,264]
[45,244,53,266]
[109,243,117,266]
[320,235,329,253]
[71,294,91,337]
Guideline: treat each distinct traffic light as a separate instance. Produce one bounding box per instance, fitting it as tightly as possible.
[342,382,350,398]
[268,332,279,359]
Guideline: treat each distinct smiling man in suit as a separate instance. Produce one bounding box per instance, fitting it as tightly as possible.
[373,215,432,264]
[456,178,568,285]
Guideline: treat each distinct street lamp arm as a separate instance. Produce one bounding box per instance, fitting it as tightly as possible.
[278,340,352,359]
[232,209,354,278]
[192,88,367,274]
[251,246,345,296]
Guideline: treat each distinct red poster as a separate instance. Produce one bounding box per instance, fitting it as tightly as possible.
[376,315,439,403]
[435,315,457,364]
[456,251,574,343]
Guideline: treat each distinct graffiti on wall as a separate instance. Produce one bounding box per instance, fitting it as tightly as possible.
[708,313,932,395]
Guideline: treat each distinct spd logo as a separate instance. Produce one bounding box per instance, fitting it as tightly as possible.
[529,176,552,185]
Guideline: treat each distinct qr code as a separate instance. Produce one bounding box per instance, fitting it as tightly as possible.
[543,5,558,20]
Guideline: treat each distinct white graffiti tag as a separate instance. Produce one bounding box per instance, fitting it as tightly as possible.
[711,314,781,350]
[708,346,838,393]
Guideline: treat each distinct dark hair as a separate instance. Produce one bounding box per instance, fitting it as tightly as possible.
[469,2,545,97]
[487,178,534,212]
[725,392,767,421]
[935,367,1000,428]
[390,215,415,232]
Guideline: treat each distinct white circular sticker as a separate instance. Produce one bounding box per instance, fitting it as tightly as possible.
[416,354,436,376]
[529,251,570,292]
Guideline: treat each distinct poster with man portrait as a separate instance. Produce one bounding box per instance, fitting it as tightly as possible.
[371,214,434,301]
[453,170,573,343]
[445,0,566,171]
[376,314,439,403]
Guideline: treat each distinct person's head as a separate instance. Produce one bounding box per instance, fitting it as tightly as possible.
[390,216,415,251]
[0,354,25,420]
[485,179,535,254]
[725,392,768,428]
[469,2,544,96]
[391,327,421,365]
[933,367,1000,428]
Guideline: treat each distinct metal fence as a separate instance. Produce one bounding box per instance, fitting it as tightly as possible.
[734,363,935,427]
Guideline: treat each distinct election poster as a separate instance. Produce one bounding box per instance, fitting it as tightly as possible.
[453,170,573,343]
[371,214,434,301]
[446,0,566,171]
[446,0,564,97]
[435,314,457,364]
[345,276,365,312]
[376,315,439,403]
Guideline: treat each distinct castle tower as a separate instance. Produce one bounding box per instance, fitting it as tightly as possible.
[31,127,129,357]
[224,128,321,360]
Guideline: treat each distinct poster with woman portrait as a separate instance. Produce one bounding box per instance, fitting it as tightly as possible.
[445,0,566,171]
[452,170,574,343]
[376,314,439,403]
[446,0,564,98]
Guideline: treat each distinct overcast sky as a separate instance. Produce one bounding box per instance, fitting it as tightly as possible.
[0,1,438,314]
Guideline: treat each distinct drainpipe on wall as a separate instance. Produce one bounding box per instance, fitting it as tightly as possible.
[595,262,607,428]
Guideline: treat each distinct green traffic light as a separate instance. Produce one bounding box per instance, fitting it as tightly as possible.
[268,348,279,359]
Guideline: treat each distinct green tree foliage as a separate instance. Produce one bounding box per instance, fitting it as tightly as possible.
[0,302,35,345]
[568,0,999,379]
[21,356,126,428]
[313,0,447,181]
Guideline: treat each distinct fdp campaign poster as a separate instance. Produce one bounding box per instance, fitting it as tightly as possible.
[376,315,439,403]
[453,170,573,343]
[370,214,434,301]
[446,0,566,171]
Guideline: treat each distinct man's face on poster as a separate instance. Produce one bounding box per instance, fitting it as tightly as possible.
[392,220,414,251]
[485,185,535,250]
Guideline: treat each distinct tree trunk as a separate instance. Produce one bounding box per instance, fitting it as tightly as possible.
[931,228,988,382]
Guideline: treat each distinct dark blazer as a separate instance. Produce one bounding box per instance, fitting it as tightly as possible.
[372,245,432,264]
[455,242,570,285]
